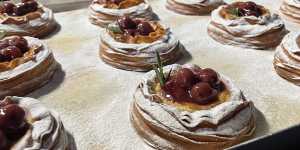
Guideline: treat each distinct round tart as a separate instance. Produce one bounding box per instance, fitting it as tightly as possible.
[0,36,58,99]
[274,32,300,85]
[99,16,181,71]
[0,96,71,149]
[130,64,256,150]
[208,1,287,49]
[0,0,57,38]
[89,0,155,27]
[280,0,300,24]
[166,0,225,15]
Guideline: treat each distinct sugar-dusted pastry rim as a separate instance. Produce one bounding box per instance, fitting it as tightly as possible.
[0,4,57,38]
[208,4,287,49]
[130,64,256,150]
[4,96,71,150]
[166,0,225,15]
[0,37,58,99]
[89,0,154,27]
[280,0,300,24]
[99,24,181,71]
[274,32,300,85]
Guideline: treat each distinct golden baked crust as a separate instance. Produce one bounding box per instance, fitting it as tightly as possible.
[94,0,144,9]
[0,44,41,72]
[108,22,165,44]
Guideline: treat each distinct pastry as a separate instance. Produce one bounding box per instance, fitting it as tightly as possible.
[274,32,300,85]
[0,96,71,149]
[130,63,256,150]
[166,0,225,15]
[89,0,155,27]
[208,1,287,49]
[0,36,58,99]
[280,0,300,24]
[99,16,181,71]
[0,0,57,38]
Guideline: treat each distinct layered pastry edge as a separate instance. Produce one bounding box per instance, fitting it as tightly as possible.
[280,0,300,24]
[166,0,225,15]
[274,32,300,85]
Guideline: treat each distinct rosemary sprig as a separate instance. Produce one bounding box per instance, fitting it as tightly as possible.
[227,7,240,17]
[107,23,123,34]
[154,51,166,86]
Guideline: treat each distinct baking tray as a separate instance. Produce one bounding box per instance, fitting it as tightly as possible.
[23,0,300,149]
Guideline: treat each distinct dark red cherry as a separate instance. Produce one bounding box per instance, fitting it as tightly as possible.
[124,29,136,36]
[236,2,262,17]
[137,22,154,36]
[3,2,15,14]
[0,130,7,149]
[8,36,29,53]
[174,68,195,89]
[163,79,189,100]
[0,46,23,60]
[14,3,28,16]
[190,82,214,100]
[197,68,219,85]
[0,104,26,130]
[117,16,137,30]
[24,0,38,12]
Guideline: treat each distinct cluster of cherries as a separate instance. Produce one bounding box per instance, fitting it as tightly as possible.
[0,36,29,63]
[117,16,155,36]
[0,0,38,16]
[162,67,224,105]
[229,1,262,17]
[0,98,29,149]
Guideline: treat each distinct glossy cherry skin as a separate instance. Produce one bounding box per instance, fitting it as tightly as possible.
[124,29,136,36]
[163,80,190,101]
[190,82,214,100]
[0,46,23,61]
[236,2,262,17]
[0,104,26,129]
[3,2,15,14]
[174,68,196,89]
[7,36,29,53]
[196,68,219,86]
[137,22,154,36]
[117,16,137,30]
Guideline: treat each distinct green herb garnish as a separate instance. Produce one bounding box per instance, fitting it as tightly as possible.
[227,7,240,17]
[107,23,123,34]
[154,51,166,86]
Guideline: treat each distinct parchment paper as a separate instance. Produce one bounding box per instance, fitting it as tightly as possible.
[24,0,300,149]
